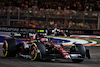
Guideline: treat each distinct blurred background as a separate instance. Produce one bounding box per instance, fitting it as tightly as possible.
[0,0,100,30]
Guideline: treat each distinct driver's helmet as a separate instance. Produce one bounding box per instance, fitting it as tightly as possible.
[40,38,48,43]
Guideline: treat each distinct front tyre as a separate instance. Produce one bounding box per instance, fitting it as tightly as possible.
[71,44,86,63]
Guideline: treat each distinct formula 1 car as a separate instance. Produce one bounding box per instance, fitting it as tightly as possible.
[3,30,90,63]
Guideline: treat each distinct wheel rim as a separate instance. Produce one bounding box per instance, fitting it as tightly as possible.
[3,41,8,57]
[30,45,37,61]
[30,46,36,57]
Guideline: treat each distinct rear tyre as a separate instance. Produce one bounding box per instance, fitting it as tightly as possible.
[3,39,17,57]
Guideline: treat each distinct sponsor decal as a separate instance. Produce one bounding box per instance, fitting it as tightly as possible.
[0,26,36,32]
[53,43,71,59]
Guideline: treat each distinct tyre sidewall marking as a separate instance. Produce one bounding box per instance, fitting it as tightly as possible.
[4,40,8,57]
[30,43,37,61]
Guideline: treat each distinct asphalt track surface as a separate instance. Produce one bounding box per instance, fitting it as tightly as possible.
[0,45,100,67]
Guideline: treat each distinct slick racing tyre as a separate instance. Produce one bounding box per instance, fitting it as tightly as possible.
[3,39,17,57]
[29,42,46,61]
[37,42,46,55]
[71,44,86,63]
[36,42,46,61]
[76,44,86,57]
